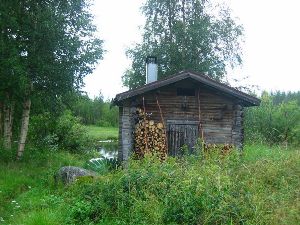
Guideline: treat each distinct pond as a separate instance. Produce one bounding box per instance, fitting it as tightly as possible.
[88,140,119,172]
[90,140,118,161]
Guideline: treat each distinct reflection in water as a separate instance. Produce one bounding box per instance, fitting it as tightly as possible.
[98,140,115,143]
[98,147,117,159]
[90,140,118,162]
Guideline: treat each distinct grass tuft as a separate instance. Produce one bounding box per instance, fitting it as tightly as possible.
[0,144,299,224]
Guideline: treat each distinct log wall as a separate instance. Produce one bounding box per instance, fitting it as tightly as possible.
[118,82,245,160]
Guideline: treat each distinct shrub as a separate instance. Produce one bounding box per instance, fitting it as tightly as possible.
[28,112,57,148]
[55,110,92,152]
[28,110,93,153]
[85,158,119,175]
[244,92,300,146]
[65,151,299,224]
[1,145,299,224]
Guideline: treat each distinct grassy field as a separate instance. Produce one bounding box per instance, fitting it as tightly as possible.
[0,144,299,224]
[86,125,118,140]
[0,147,91,225]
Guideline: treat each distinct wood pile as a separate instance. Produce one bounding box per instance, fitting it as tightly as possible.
[134,108,167,161]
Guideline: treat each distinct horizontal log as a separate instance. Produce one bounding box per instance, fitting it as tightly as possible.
[119,85,245,158]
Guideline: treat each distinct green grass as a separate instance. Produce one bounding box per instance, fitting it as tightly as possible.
[86,125,118,140]
[65,145,300,224]
[0,147,91,225]
[0,144,299,224]
[243,144,296,161]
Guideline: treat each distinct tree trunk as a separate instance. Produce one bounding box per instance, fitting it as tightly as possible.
[181,0,186,64]
[17,98,31,159]
[167,0,173,43]
[3,102,14,149]
[0,101,3,138]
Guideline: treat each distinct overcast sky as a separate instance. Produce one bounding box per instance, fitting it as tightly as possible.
[83,0,300,99]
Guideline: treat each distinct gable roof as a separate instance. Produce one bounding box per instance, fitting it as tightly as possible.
[113,70,260,106]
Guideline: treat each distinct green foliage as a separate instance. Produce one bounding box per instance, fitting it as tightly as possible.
[242,144,294,162]
[55,111,92,153]
[75,176,95,185]
[0,0,104,156]
[28,113,58,150]
[13,209,63,225]
[28,91,119,151]
[123,0,243,89]
[245,92,300,146]
[28,110,94,153]
[0,0,25,100]
[0,146,89,224]
[65,148,299,224]
[1,145,299,224]
[0,0,104,97]
[271,90,300,105]
[86,158,119,175]
[71,92,119,127]
[97,103,119,127]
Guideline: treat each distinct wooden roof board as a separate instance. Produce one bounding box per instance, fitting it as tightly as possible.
[113,70,260,107]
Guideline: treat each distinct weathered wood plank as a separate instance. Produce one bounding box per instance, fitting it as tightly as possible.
[119,83,246,160]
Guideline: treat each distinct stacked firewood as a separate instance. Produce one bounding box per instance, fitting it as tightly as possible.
[134,108,167,161]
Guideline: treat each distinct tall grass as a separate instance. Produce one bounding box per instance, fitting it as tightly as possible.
[0,146,90,224]
[244,93,300,146]
[66,146,300,224]
[0,145,299,224]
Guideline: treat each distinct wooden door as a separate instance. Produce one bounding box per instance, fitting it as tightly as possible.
[167,120,199,156]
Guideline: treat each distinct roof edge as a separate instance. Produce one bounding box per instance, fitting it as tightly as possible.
[113,70,260,107]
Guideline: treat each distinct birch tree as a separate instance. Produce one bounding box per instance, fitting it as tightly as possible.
[0,0,104,158]
[0,0,21,150]
[123,0,243,89]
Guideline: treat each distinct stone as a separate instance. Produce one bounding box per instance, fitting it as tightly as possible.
[54,166,97,185]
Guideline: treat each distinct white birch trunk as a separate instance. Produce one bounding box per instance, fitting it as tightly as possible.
[3,102,14,149]
[17,98,31,159]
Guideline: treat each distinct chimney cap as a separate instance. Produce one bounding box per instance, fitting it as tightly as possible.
[146,56,157,63]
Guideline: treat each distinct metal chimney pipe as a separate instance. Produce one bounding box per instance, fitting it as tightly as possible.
[146,56,158,84]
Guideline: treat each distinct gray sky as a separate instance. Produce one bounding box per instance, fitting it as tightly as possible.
[83,0,300,99]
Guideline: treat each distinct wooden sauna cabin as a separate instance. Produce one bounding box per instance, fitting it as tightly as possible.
[113,70,260,161]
